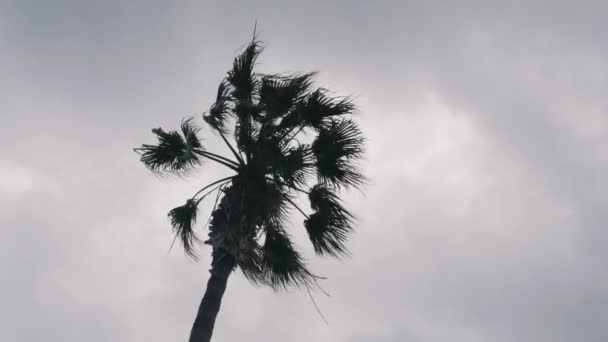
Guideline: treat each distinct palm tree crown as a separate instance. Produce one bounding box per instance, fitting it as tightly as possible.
[134,37,365,341]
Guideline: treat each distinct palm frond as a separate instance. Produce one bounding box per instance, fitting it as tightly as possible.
[281,89,356,130]
[168,199,200,259]
[304,210,351,257]
[255,131,312,186]
[227,40,263,101]
[261,225,315,289]
[312,119,365,188]
[227,41,263,158]
[308,184,354,219]
[273,145,315,187]
[204,80,232,133]
[181,117,203,150]
[304,184,354,257]
[259,72,316,120]
[228,40,263,159]
[135,118,204,174]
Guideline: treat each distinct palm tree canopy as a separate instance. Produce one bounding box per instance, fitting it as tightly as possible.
[135,38,366,290]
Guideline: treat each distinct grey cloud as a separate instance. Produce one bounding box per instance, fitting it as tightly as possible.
[1,1,607,341]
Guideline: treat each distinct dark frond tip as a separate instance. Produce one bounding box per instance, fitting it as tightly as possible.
[168,199,200,259]
[314,119,364,159]
[312,119,366,188]
[240,265,268,287]
[295,89,357,129]
[259,72,317,120]
[227,40,264,100]
[304,210,352,258]
[135,120,205,175]
[204,80,233,133]
[317,167,367,189]
[261,227,316,290]
[308,184,354,219]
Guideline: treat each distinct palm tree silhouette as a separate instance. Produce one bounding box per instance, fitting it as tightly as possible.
[135,37,366,342]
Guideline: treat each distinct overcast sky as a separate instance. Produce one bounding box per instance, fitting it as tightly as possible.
[1,1,607,341]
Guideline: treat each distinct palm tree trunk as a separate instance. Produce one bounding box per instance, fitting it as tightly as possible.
[188,252,235,342]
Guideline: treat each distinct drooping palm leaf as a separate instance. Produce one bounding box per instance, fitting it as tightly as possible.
[304,184,354,257]
[261,225,315,289]
[312,119,365,188]
[304,210,351,257]
[204,80,232,133]
[135,118,204,174]
[308,184,354,219]
[168,199,200,259]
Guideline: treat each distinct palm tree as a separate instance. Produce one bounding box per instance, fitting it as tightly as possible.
[134,37,366,342]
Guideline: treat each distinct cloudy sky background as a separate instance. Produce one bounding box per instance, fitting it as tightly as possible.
[1,1,607,341]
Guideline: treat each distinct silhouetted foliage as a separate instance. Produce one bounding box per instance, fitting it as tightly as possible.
[135,36,366,342]
[168,199,200,259]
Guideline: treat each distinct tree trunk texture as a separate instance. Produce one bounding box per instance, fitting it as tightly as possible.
[188,252,235,342]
